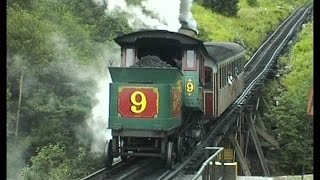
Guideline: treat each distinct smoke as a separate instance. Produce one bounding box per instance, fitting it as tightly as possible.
[7,147,25,180]
[49,34,120,153]
[85,42,120,153]
[86,76,112,153]
[93,0,183,32]
[179,0,198,32]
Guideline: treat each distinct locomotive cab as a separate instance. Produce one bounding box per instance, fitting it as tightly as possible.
[115,30,208,111]
[105,29,245,169]
[135,38,183,69]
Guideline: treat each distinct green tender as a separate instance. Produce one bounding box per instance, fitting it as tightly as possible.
[108,67,183,131]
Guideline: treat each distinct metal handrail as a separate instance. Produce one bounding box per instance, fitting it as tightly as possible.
[192,147,224,180]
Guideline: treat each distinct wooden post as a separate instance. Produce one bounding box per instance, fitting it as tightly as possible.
[248,114,270,176]
[229,135,251,176]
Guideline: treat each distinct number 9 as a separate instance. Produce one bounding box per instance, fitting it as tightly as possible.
[186,82,194,93]
[130,91,147,113]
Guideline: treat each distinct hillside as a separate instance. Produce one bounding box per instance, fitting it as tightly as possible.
[193,0,311,56]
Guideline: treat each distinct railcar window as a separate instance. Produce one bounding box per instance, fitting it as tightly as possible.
[224,65,227,86]
[219,67,222,89]
[205,67,213,90]
[186,50,196,69]
[242,58,244,72]
[228,62,231,77]
[225,65,228,86]
[223,65,226,87]
[221,66,224,88]
[228,63,230,84]
[234,59,239,74]
[200,57,205,84]
[125,48,134,67]
[222,65,226,87]
[232,61,235,76]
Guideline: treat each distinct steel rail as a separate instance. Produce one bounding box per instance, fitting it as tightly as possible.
[238,5,312,106]
[244,7,307,84]
[244,5,303,69]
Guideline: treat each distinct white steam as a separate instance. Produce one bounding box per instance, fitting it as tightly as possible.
[87,77,112,152]
[86,43,120,153]
[94,0,184,32]
[51,34,119,153]
[180,0,198,32]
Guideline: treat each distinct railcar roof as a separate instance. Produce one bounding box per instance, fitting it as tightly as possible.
[204,42,245,63]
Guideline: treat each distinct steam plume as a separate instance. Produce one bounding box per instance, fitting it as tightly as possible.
[179,0,198,32]
[85,43,120,152]
[101,0,181,32]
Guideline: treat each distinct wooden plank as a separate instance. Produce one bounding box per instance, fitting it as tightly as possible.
[256,112,267,131]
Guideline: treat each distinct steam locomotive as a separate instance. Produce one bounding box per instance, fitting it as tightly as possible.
[105,23,246,168]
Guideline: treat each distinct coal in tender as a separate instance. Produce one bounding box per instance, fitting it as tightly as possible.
[131,55,175,69]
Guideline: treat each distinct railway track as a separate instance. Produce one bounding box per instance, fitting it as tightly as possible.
[81,4,312,180]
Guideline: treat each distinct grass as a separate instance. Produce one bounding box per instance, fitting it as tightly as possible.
[281,22,313,99]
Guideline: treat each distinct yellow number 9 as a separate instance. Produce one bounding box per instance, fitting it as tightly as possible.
[130,91,147,113]
[186,82,194,93]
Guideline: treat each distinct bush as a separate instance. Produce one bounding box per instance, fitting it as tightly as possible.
[246,0,259,7]
[200,0,239,17]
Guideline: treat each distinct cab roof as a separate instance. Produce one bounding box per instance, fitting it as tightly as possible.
[114,30,245,65]
[114,30,212,59]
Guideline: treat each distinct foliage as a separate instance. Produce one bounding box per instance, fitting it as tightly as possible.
[193,0,310,55]
[7,0,130,179]
[246,0,258,7]
[199,0,240,17]
[22,144,104,180]
[127,0,146,6]
[261,22,313,174]
[64,0,131,42]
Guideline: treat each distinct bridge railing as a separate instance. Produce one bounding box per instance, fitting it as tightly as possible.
[192,147,224,180]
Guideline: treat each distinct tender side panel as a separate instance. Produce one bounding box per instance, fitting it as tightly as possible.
[109,83,182,132]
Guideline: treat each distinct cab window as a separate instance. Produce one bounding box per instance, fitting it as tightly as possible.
[125,48,134,67]
[186,50,196,69]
